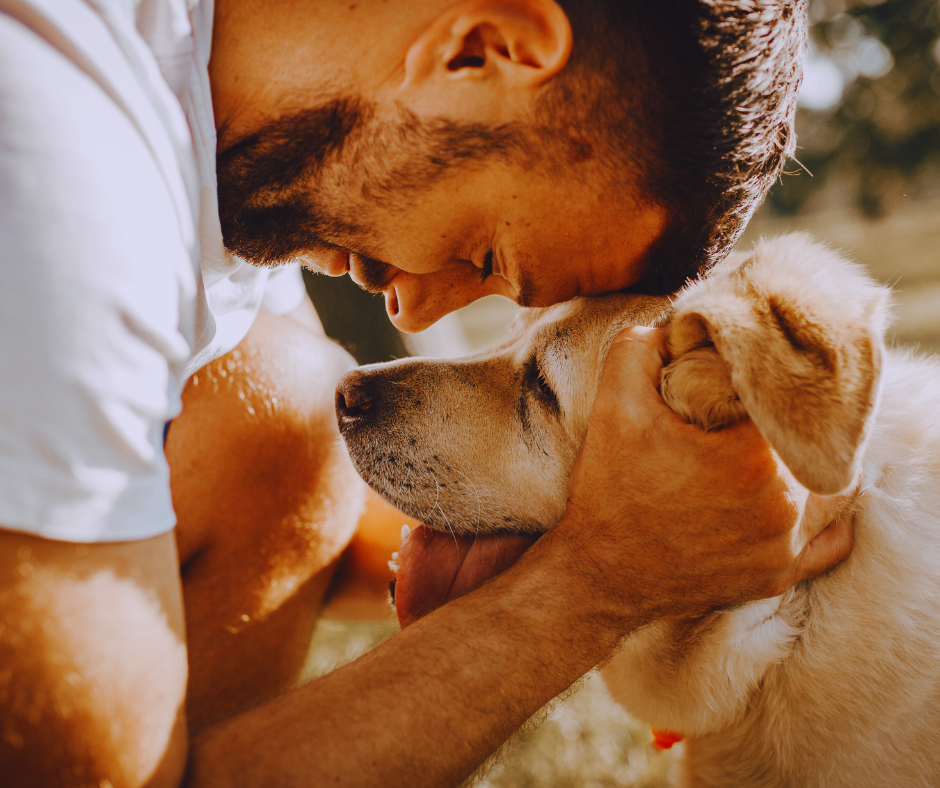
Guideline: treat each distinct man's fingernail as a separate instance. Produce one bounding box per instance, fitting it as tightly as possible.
[401,524,411,541]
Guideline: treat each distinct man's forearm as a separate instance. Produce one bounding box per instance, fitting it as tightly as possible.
[185,325,857,788]
[186,523,635,788]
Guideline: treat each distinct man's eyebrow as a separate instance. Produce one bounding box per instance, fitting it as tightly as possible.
[352,254,398,293]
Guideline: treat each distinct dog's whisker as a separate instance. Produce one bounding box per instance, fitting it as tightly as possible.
[420,469,446,536]
[424,468,459,548]
[448,466,483,532]
[435,501,459,550]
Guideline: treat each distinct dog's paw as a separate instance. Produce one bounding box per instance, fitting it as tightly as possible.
[661,233,889,495]
[661,347,747,431]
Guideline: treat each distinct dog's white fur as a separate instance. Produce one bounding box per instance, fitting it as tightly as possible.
[339,234,940,787]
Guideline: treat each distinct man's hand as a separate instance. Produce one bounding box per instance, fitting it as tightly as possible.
[557,326,855,625]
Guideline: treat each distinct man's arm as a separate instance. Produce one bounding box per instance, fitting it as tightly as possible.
[187,522,637,788]
[185,327,852,788]
[0,529,188,788]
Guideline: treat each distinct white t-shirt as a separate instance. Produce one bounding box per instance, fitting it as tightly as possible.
[0,0,307,542]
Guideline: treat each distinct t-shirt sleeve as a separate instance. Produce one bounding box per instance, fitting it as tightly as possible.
[0,12,196,542]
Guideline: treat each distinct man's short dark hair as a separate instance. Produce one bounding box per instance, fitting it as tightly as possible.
[217,0,806,288]
[539,0,806,293]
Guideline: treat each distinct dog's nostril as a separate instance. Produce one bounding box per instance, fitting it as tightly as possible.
[336,390,372,415]
[336,389,373,417]
[336,373,379,423]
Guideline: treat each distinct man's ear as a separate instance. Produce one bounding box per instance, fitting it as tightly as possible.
[402,0,572,119]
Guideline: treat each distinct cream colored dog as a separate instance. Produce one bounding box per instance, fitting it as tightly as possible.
[337,234,940,787]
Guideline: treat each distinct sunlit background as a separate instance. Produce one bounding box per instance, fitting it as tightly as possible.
[304,1,940,784]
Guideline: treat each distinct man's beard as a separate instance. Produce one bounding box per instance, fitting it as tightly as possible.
[215,97,369,267]
[215,96,524,268]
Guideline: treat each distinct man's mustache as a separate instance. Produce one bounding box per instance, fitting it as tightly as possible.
[216,97,369,266]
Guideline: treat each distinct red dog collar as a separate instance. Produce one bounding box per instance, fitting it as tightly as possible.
[651,728,684,750]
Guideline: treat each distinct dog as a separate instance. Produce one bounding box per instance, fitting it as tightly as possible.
[336,234,940,787]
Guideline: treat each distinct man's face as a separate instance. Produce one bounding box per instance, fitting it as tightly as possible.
[211,0,669,332]
[217,98,669,332]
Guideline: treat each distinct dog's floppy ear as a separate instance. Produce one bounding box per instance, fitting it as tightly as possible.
[663,234,890,496]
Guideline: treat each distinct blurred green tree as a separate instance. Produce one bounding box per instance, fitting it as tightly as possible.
[769,0,940,216]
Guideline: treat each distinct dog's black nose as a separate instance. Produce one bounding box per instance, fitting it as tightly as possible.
[336,370,379,428]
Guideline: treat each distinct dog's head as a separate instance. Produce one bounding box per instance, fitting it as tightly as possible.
[337,293,670,535]
[337,234,889,537]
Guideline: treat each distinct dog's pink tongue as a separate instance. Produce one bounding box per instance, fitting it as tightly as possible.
[395,525,536,628]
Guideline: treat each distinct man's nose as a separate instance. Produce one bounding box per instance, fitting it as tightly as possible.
[306,247,349,277]
[385,268,509,333]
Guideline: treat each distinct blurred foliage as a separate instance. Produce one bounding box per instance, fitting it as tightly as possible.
[303,267,410,365]
[768,0,940,217]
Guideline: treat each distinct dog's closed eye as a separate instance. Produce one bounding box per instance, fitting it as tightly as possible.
[526,355,560,416]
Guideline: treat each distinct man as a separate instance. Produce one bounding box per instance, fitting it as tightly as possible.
[0,0,851,786]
